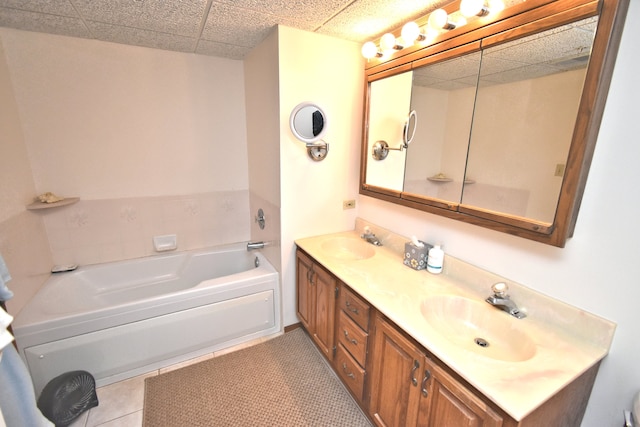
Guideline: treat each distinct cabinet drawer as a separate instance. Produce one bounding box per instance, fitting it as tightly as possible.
[337,310,368,366]
[339,285,370,331]
[335,343,365,401]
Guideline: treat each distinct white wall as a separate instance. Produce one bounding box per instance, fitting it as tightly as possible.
[358,3,640,425]
[278,26,364,326]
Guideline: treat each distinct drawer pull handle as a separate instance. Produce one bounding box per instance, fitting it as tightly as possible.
[343,330,358,345]
[342,363,356,379]
[345,300,359,314]
[421,369,431,397]
[411,360,419,386]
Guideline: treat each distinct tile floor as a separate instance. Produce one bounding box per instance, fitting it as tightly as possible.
[67,335,274,427]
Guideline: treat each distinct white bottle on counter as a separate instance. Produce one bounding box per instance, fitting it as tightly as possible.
[427,244,444,274]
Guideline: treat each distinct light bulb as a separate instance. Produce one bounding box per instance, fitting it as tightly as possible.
[380,33,397,51]
[361,41,378,59]
[428,9,456,30]
[401,22,422,45]
[460,0,490,17]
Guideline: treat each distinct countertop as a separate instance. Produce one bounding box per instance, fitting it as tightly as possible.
[295,219,615,421]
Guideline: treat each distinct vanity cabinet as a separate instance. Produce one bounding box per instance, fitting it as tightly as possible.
[296,247,603,427]
[334,285,371,402]
[296,249,336,360]
[368,314,502,427]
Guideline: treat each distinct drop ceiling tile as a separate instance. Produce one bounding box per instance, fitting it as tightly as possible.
[0,7,91,38]
[0,0,78,16]
[70,0,208,37]
[195,39,252,60]
[86,21,197,53]
[318,0,447,42]
[212,0,350,24]
[202,2,315,47]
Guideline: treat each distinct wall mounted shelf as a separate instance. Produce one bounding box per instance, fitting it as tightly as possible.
[27,197,80,210]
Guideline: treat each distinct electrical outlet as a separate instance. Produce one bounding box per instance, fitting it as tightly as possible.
[343,199,356,210]
[554,163,566,177]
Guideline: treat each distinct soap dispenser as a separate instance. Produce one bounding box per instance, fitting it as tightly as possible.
[427,244,444,274]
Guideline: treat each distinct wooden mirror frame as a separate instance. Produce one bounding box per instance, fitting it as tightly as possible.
[359,0,629,247]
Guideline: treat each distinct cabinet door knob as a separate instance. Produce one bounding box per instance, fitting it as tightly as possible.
[411,360,420,386]
[343,329,358,345]
[421,369,431,397]
[345,300,359,315]
[342,363,356,379]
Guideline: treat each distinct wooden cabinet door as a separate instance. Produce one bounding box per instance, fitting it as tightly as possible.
[418,357,503,427]
[311,263,336,360]
[369,315,424,427]
[296,250,314,331]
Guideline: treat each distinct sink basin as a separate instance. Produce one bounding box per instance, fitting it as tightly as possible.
[421,296,536,362]
[320,237,376,261]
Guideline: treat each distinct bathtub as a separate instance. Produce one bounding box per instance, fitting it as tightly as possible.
[13,243,281,394]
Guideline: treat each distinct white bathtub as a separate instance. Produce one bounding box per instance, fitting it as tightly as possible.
[13,243,281,394]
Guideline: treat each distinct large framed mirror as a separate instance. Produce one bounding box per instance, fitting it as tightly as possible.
[359,0,629,247]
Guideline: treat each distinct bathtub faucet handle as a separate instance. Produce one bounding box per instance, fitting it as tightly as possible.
[247,241,265,251]
[255,208,266,230]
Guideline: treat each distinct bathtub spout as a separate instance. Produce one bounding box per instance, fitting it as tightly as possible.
[246,241,265,251]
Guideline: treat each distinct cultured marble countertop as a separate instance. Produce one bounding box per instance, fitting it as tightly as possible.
[295,220,615,421]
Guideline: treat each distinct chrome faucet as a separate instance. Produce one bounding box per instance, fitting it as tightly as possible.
[361,226,382,246]
[485,282,526,319]
[246,241,265,251]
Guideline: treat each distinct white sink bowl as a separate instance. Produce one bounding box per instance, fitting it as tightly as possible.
[320,237,376,261]
[421,296,536,362]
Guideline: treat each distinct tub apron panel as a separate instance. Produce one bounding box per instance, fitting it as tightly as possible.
[25,290,275,394]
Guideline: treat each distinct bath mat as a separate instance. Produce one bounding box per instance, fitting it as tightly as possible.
[143,328,372,426]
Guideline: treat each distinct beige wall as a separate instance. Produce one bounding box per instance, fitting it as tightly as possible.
[1,28,248,199]
[0,35,36,220]
[0,36,52,313]
[244,29,282,271]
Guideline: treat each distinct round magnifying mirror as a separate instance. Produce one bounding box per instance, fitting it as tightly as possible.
[403,110,417,148]
[290,103,328,144]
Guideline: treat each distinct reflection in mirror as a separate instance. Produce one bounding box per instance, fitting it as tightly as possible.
[372,110,418,160]
[403,52,482,204]
[365,71,413,191]
[290,103,327,143]
[403,110,418,148]
[462,17,598,224]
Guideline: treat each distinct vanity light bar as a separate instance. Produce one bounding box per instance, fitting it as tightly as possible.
[361,0,503,59]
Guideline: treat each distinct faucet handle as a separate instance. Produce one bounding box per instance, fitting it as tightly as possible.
[491,282,509,297]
